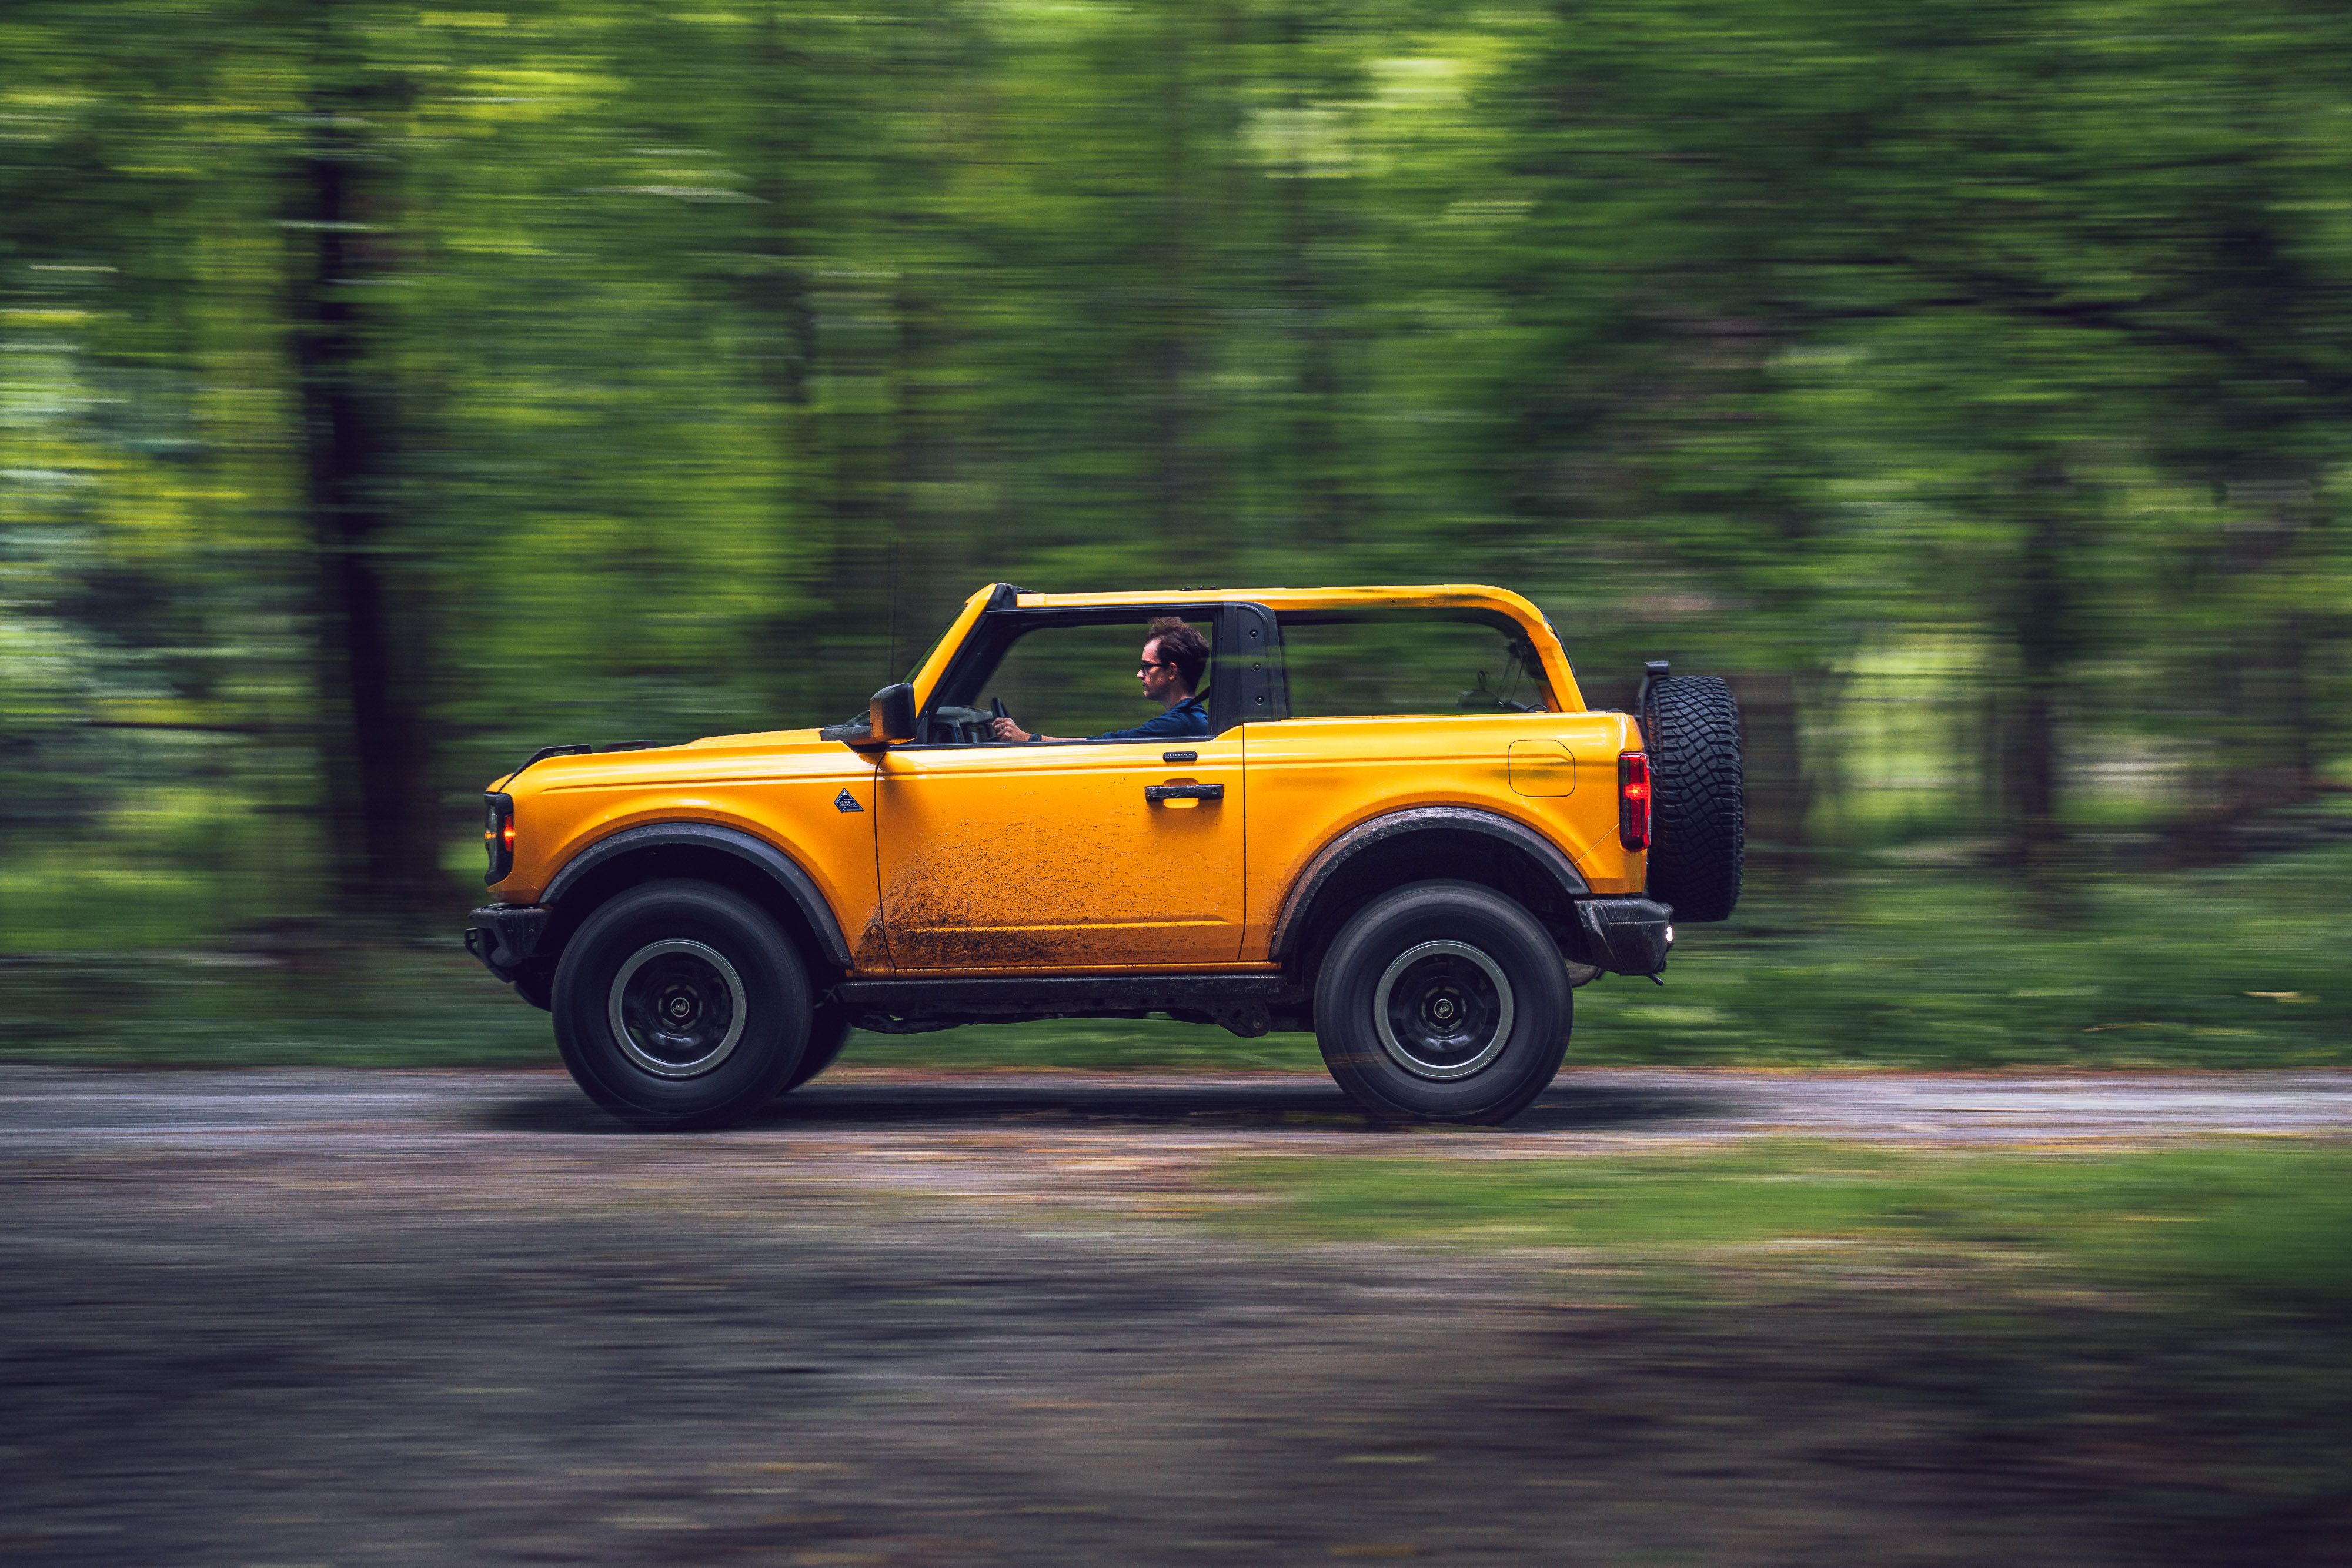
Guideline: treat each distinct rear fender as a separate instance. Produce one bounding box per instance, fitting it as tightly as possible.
[1268,807,1592,968]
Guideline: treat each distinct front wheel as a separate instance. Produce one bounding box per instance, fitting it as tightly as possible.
[553,880,809,1130]
[779,1004,855,1094]
[1314,881,1571,1125]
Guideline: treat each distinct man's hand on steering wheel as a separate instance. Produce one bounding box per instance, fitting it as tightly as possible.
[987,697,1031,743]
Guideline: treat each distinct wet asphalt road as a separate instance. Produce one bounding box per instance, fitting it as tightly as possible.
[6,1066,2350,1566]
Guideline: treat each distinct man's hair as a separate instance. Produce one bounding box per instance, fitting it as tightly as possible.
[1147,616,1211,692]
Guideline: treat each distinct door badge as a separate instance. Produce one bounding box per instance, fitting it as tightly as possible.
[834,790,863,814]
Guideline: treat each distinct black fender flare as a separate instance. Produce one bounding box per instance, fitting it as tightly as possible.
[540,822,854,970]
[1267,806,1592,962]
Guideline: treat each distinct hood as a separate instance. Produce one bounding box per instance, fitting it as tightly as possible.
[487,727,861,795]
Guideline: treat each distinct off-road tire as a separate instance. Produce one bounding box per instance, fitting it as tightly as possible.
[1641,675,1745,923]
[780,1004,855,1094]
[553,879,808,1130]
[1314,881,1571,1125]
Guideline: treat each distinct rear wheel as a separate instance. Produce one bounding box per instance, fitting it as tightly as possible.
[1313,881,1571,1125]
[553,880,807,1129]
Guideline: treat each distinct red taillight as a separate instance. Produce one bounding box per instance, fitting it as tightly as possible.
[1619,750,1652,852]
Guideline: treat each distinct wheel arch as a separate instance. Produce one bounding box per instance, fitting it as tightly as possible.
[1269,807,1592,984]
[537,823,854,979]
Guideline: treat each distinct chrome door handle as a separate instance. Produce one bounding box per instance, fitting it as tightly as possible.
[1145,784,1224,803]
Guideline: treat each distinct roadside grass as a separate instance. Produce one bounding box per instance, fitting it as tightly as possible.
[1208,1139,2352,1310]
[1,838,2346,1069]
[0,951,558,1068]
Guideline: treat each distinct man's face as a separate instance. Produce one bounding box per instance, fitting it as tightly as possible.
[1138,637,1182,706]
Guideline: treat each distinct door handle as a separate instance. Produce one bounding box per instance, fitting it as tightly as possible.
[1145,783,1224,803]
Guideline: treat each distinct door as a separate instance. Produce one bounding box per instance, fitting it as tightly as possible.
[874,734,1245,969]
[880,738,1251,968]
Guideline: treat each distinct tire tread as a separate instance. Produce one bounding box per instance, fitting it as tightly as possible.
[1641,676,1745,922]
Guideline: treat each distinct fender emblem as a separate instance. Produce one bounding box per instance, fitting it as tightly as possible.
[834,790,863,814]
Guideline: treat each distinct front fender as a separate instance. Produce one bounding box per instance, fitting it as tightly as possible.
[540,821,854,970]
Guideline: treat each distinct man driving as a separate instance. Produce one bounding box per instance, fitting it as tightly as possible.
[990,616,1211,743]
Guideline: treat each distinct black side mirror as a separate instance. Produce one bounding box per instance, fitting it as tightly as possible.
[867,682,917,744]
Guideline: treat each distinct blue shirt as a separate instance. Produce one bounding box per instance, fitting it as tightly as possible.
[1091,694,1209,742]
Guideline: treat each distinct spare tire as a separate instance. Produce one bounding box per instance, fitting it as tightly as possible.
[1641,676,1745,922]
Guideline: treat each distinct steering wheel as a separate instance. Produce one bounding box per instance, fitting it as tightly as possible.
[926,698,1017,744]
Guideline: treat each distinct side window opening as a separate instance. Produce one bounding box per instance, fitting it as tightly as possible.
[922,613,1221,743]
[1273,611,1555,719]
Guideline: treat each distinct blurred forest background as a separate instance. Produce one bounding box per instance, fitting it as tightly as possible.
[4,0,2348,1064]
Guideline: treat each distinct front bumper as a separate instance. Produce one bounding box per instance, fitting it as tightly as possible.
[464,903,550,984]
[1574,897,1674,976]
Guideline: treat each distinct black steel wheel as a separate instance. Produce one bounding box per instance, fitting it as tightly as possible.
[552,880,808,1130]
[1313,880,1570,1125]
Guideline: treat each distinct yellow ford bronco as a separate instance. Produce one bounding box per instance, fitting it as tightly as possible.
[465,584,1744,1129]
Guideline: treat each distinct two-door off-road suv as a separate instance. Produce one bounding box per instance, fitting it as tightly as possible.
[465,584,1744,1129]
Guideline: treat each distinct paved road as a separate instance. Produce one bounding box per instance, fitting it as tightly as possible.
[6,1066,2347,1566]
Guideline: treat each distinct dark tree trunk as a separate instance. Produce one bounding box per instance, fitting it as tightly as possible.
[1730,670,1813,878]
[2001,494,2070,874]
[285,25,438,921]
[750,1,818,413]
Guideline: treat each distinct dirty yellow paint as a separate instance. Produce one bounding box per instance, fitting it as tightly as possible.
[874,734,1247,969]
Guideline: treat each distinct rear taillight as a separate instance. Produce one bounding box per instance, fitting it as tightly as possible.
[483,792,515,886]
[1619,751,1652,852]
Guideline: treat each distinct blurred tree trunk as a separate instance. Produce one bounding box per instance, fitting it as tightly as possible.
[2221,520,2322,821]
[744,2,836,723]
[1999,487,2072,875]
[1273,6,1352,553]
[1281,176,1344,549]
[285,12,439,920]
[1731,670,1813,878]
[749,3,818,414]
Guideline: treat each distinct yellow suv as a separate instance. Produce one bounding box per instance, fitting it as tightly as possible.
[465,584,1744,1129]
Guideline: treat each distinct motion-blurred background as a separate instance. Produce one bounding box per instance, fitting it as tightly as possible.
[4,0,2346,1064]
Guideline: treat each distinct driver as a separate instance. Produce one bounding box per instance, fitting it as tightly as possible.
[990,617,1211,743]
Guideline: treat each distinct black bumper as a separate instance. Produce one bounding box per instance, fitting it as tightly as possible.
[464,904,550,984]
[1575,897,1675,976]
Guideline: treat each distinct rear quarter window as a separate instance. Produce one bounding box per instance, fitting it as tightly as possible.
[1275,612,1555,718]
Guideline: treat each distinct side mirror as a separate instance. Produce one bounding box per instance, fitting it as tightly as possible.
[867,682,917,745]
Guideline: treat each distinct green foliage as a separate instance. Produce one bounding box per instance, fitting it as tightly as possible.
[2,0,2350,946]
